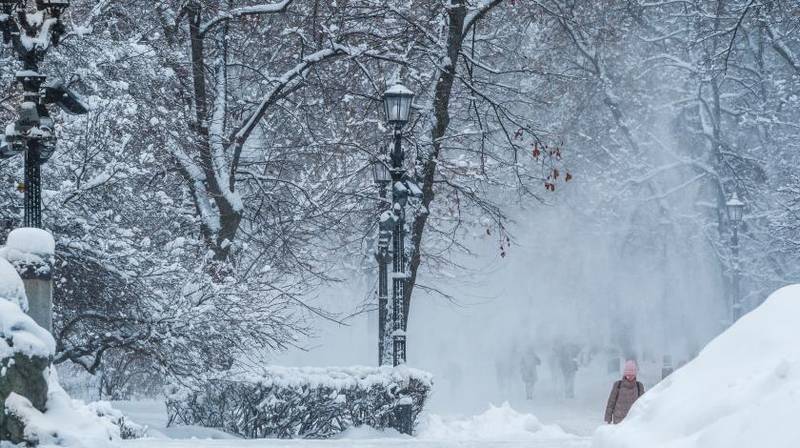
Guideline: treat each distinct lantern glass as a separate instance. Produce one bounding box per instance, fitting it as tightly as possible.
[726,193,745,224]
[372,158,391,184]
[383,83,414,125]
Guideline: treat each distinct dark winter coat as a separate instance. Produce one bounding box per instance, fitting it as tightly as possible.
[520,353,541,383]
[604,378,644,424]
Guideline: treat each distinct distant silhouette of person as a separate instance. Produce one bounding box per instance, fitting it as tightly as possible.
[520,347,541,400]
[554,342,580,398]
[604,360,645,424]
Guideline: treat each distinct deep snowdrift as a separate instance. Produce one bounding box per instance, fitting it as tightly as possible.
[594,284,800,448]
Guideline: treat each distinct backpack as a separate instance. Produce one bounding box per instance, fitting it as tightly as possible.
[615,379,645,397]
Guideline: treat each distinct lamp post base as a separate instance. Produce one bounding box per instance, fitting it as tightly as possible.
[394,400,413,435]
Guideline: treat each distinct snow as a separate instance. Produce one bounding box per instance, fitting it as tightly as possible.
[16,70,41,78]
[112,400,268,440]
[4,370,134,448]
[4,227,56,259]
[19,16,58,51]
[593,284,800,448]
[115,400,590,448]
[200,0,293,34]
[0,260,53,358]
[336,426,407,440]
[0,256,29,310]
[1,228,56,277]
[418,402,577,442]
[384,83,413,96]
[120,439,587,448]
[407,181,423,197]
[211,365,433,390]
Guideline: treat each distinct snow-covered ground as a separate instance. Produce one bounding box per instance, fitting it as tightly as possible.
[112,400,592,448]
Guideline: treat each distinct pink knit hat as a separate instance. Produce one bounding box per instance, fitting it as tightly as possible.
[623,360,637,377]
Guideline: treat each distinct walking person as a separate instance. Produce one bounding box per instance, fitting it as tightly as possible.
[520,346,541,400]
[604,360,645,424]
[555,342,579,398]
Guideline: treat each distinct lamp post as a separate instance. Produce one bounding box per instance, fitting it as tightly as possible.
[0,0,84,229]
[382,82,414,435]
[382,83,414,367]
[372,155,392,366]
[726,192,745,323]
[0,0,85,332]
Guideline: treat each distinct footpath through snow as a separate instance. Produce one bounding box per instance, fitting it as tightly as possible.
[116,402,591,448]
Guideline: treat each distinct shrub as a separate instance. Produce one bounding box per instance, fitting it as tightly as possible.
[166,365,432,438]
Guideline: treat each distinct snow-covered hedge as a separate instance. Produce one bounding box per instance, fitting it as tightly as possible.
[166,365,432,438]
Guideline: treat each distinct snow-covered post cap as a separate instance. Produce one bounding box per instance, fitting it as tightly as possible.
[1,228,56,279]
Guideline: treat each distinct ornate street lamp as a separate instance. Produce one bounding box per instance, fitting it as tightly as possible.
[0,0,85,229]
[726,192,745,323]
[382,83,414,368]
[381,82,414,435]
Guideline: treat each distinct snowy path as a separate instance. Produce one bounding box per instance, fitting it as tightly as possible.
[120,439,591,448]
[112,401,592,448]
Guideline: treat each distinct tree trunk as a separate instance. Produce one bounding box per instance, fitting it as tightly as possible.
[404,1,469,327]
[186,2,242,263]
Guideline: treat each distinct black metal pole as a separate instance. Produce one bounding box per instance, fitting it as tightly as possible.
[731,224,741,322]
[390,125,407,367]
[377,179,390,366]
[23,145,42,228]
[389,124,412,435]
[19,55,45,229]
